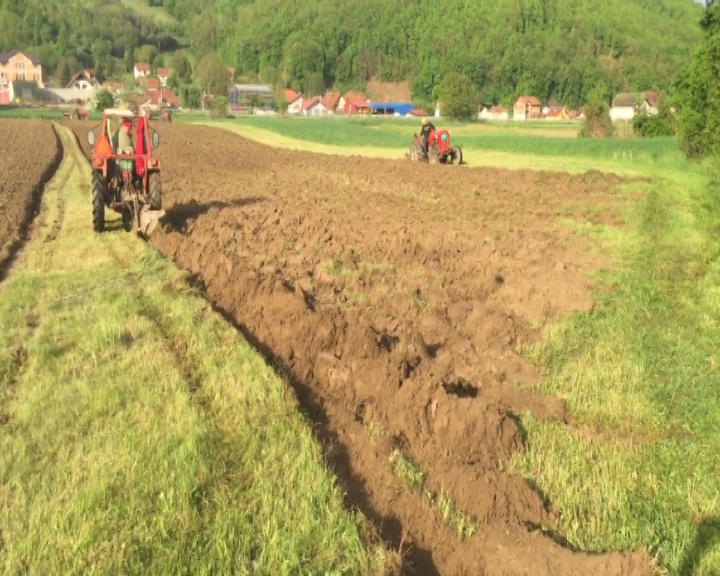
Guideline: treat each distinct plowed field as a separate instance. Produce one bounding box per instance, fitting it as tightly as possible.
[64,121,652,576]
[0,120,62,276]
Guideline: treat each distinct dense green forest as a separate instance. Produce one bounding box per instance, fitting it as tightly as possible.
[0,0,706,108]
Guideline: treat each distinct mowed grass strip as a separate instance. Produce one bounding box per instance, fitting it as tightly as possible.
[198,117,687,177]
[510,166,720,575]
[0,125,389,575]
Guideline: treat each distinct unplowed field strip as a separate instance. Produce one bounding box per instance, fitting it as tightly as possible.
[65,121,654,576]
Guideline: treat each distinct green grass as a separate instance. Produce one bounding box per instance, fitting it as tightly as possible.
[0,125,391,575]
[201,115,684,165]
[508,164,720,575]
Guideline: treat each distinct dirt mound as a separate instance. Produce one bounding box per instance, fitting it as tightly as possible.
[64,120,654,575]
[0,120,62,278]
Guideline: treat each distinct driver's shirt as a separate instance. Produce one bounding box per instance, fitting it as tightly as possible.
[420,123,435,137]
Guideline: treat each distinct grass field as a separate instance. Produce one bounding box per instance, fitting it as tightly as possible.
[1,112,718,575]
[206,118,720,575]
[0,125,391,575]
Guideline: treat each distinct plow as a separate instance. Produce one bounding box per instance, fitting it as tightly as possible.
[406,127,463,165]
[87,108,165,238]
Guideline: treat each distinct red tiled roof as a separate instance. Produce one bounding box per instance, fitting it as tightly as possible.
[347,97,369,108]
[515,95,541,106]
[134,62,150,72]
[285,88,300,103]
[344,91,367,102]
[157,68,171,78]
[142,78,161,91]
[321,91,341,110]
[302,96,321,111]
[490,105,508,113]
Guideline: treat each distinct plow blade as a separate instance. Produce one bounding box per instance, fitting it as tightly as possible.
[137,206,166,238]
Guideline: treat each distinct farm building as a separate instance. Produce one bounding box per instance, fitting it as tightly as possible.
[370,101,415,116]
[286,90,303,114]
[157,68,171,87]
[66,69,99,90]
[339,92,370,115]
[610,91,659,121]
[302,97,327,116]
[133,62,150,80]
[513,96,541,120]
[228,83,274,111]
[479,105,509,121]
[321,91,342,114]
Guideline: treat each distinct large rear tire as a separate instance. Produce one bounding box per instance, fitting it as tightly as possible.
[92,170,105,233]
[148,172,162,210]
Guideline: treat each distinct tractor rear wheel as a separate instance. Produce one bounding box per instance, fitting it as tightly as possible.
[92,170,105,233]
[148,172,162,210]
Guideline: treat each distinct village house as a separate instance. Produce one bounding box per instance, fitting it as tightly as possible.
[66,69,99,90]
[285,89,303,114]
[339,91,370,115]
[610,91,659,121]
[321,91,342,114]
[302,96,327,116]
[513,96,541,120]
[0,50,43,104]
[157,68,171,87]
[140,77,161,92]
[544,105,569,120]
[133,62,150,80]
[478,104,509,121]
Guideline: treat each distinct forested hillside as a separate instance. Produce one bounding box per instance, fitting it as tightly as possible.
[0,0,705,108]
[0,0,182,85]
[162,0,705,107]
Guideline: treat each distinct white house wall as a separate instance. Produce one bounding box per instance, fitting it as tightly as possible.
[610,106,635,121]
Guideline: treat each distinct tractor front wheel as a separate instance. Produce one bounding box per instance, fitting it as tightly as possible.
[92,170,105,233]
[452,145,463,165]
[148,172,162,210]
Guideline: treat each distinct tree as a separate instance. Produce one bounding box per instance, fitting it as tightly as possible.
[195,52,229,96]
[94,89,114,111]
[632,97,677,138]
[439,72,478,120]
[169,52,192,82]
[274,84,288,114]
[675,0,720,158]
[579,82,614,138]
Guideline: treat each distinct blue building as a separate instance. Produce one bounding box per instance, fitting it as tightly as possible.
[369,101,416,116]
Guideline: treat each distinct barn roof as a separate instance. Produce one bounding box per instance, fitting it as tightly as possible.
[516,95,541,106]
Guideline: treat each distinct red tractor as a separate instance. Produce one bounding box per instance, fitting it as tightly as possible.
[86,108,165,237]
[408,128,463,165]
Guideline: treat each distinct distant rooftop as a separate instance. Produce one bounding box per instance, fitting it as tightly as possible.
[231,84,273,93]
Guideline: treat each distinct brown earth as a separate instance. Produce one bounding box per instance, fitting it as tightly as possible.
[64,120,655,576]
[0,120,62,278]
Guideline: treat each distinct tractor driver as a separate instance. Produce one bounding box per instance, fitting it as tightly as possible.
[117,119,135,155]
[420,118,436,158]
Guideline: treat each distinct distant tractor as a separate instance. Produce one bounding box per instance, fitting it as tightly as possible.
[407,128,463,165]
[64,108,89,120]
[87,108,165,237]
